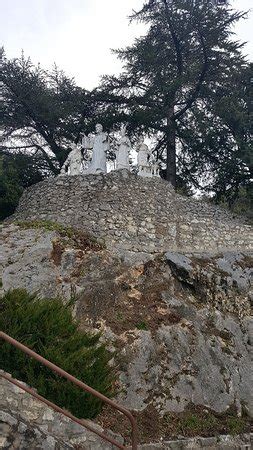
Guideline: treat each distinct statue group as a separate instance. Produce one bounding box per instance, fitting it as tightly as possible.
[60,123,160,178]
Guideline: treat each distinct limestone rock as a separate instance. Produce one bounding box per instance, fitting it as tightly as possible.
[1,170,253,446]
[0,223,252,421]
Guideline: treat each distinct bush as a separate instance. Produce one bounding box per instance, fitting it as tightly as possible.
[0,289,114,419]
[0,153,44,221]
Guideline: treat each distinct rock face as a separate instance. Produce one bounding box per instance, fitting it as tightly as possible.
[1,172,253,444]
[11,171,253,255]
[0,222,252,422]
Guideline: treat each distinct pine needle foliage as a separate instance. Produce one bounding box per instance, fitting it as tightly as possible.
[0,289,115,419]
[97,0,251,194]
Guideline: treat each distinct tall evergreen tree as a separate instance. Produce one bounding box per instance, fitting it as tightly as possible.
[207,62,253,204]
[97,0,249,188]
[0,49,95,174]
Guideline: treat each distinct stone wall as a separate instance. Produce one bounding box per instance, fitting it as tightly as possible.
[139,435,253,449]
[11,171,253,256]
[0,373,121,449]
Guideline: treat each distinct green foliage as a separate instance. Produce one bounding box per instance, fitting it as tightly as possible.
[0,289,114,419]
[0,156,22,220]
[164,407,250,437]
[227,416,247,435]
[0,48,96,172]
[213,185,253,221]
[204,62,253,204]
[16,219,76,237]
[0,152,44,220]
[178,413,218,434]
[98,0,252,195]
[230,186,253,220]
[15,220,106,250]
[136,321,148,331]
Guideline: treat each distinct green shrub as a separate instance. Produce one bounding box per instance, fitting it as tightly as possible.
[0,289,114,419]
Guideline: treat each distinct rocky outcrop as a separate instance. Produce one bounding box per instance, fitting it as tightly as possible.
[1,170,253,445]
[0,222,106,299]
[10,171,253,256]
[0,223,252,427]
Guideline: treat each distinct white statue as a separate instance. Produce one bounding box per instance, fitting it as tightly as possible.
[115,125,131,170]
[136,138,152,177]
[82,124,109,174]
[150,155,160,178]
[152,162,160,177]
[60,143,83,176]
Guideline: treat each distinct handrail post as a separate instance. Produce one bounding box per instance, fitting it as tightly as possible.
[132,421,138,450]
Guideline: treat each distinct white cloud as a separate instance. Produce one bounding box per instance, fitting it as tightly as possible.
[1,0,252,89]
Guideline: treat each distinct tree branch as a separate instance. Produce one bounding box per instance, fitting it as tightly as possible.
[32,143,58,174]
[163,0,183,77]
[173,28,209,120]
[2,144,38,151]
[2,79,63,160]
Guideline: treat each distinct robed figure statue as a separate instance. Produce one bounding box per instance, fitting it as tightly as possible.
[115,125,131,171]
[82,124,109,174]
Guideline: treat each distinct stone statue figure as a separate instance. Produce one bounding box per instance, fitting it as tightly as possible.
[136,138,152,177]
[151,161,160,177]
[115,125,131,170]
[60,143,82,176]
[82,124,109,174]
[150,155,160,178]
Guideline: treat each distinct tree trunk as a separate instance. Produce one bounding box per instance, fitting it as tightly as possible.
[166,112,176,187]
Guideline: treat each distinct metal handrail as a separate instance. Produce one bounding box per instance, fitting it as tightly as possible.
[0,331,138,449]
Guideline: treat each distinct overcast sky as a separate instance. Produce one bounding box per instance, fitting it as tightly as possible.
[1,0,252,90]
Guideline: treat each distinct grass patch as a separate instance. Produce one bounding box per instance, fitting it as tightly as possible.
[15,220,105,251]
[227,416,247,435]
[136,321,148,331]
[96,403,252,446]
[176,413,218,435]
[16,219,75,236]
[161,405,251,440]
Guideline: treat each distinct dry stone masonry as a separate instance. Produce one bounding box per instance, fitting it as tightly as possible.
[0,374,121,449]
[11,171,253,257]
